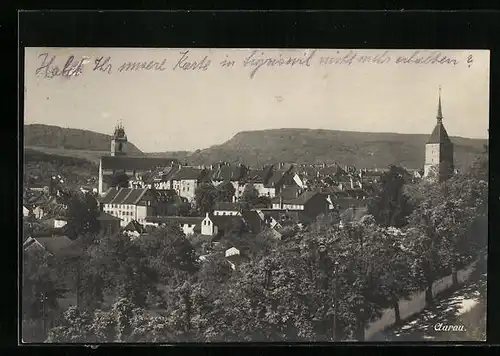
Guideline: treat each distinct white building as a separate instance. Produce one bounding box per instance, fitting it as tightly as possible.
[99,188,154,227]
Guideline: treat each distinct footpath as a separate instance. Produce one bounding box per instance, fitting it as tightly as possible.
[370,273,487,342]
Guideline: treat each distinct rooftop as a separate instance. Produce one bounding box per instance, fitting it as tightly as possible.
[99,188,150,205]
[100,156,179,171]
[427,122,452,144]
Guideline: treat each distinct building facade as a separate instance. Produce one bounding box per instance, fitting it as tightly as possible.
[98,124,179,195]
[99,188,154,227]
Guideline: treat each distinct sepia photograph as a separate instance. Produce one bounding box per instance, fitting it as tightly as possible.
[21,47,488,343]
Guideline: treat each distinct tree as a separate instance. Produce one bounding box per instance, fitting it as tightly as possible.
[240,184,260,209]
[375,227,416,325]
[367,165,413,228]
[64,192,100,240]
[468,154,488,182]
[46,298,177,343]
[216,181,236,203]
[22,249,65,341]
[406,202,448,306]
[45,307,94,342]
[110,172,130,188]
[194,183,218,214]
[147,225,200,276]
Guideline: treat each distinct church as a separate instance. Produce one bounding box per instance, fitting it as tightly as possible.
[98,123,179,195]
[423,87,454,182]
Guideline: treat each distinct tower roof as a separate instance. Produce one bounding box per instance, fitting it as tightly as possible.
[427,86,451,144]
[113,121,127,139]
[427,122,451,144]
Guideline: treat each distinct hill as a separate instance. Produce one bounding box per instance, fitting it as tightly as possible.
[146,151,192,162]
[24,124,143,155]
[24,148,98,188]
[186,129,487,170]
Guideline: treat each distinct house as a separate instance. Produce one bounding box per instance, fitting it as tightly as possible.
[97,211,122,235]
[98,124,179,195]
[149,165,182,190]
[213,202,241,216]
[210,163,249,200]
[224,247,249,271]
[145,216,204,237]
[170,166,210,203]
[99,188,155,227]
[272,190,329,218]
[23,235,79,258]
[201,213,246,237]
[241,210,266,234]
[262,163,295,198]
[23,205,30,217]
[40,216,68,229]
[246,165,275,197]
[122,220,147,239]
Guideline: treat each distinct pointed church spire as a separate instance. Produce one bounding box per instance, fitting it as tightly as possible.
[437,86,443,123]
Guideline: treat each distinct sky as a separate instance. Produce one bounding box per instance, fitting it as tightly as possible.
[24,48,490,152]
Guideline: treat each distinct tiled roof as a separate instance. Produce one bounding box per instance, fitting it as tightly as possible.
[25,236,79,256]
[209,215,245,230]
[241,210,264,234]
[155,165,182,181]
[427,122,452,144]
[98,189,120,204]
[283,190,321,205]
[278,185,303,201]
[122,189,149,204]
[146,216,204,226]
[99,188,149,205]
[265,164,294,188]
[211,165,247,182]
[172,167,207,181]
[123,220,146,233]
[100,156,179,171]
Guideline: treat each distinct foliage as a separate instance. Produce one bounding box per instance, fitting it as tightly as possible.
[46,298,177,343]
[216,181,236,203]
[194,183,218,214]
[64,192,100,240]
[367,165,413,228]
[240,184,260,209]
[110,172,130,188]
[22,249,65,321]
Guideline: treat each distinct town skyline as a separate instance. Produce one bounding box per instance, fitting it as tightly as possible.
[24,48,490,152]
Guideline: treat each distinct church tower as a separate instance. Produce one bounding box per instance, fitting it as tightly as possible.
[423,87,454,182]
[111,121,127,157]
